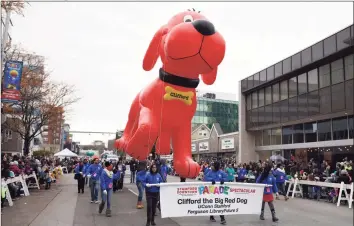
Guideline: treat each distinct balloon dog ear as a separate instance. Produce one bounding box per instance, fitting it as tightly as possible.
[143,26,169,71]
[200,67,218,85]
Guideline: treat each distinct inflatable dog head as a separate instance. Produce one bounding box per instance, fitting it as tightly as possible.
[143,10,226,85]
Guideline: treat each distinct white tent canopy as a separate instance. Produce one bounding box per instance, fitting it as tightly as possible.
[54,148,78,157]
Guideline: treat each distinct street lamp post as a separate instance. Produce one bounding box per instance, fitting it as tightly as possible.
[1,6,11,75]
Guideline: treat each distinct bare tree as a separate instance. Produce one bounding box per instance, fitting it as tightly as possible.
[3,46,79,155]
[1,0,26,15]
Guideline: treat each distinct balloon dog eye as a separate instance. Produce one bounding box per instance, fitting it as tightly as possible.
[183,15,194,23]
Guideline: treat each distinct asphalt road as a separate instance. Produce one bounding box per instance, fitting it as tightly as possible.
[2,174,353,226]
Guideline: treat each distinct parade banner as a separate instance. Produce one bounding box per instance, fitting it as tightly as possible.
[1,60,24,103]
[159,182,267,218]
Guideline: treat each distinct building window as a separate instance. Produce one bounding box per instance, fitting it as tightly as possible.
[280,80,288,100]
[307,90,320,116]
[298,73,307,95]
[331,82,345,112]
[298,93,308,119]
[272,83,280,103]
[317,120,332,141]
[331,58,344,85]
[251,92,258,109]
[246,95,251,110]
[282,126,293,144]
[308,68,318,92]
[332,117,348,140]
[255,131,263,146]
[323,35,336,57]
[280,99,289,122]
[258,107,265,126]
[289,77,297,98]
[258,89,265,107]
[247,76,254,89]
[304,122,317,142]
[264,105,272,125]
[251,108,258,127]
[319,87,331,114]
[349,116,353,139]
[267,66,275,81]
[275,62,282,78]
[336,27,351,50]
[319,64,330,88]
[273,102,281,124]
[288,96,298,121]
[292,53,301,71]
[345,54,353,80]
[253,73,260,86]
[260,70,267,84]
[265,86,272,105]
[301,47,312,66]
[263,129,271,146]
[271,128,281,145]
[293,124,304,143]
[345,79,353,110]
[312,41,323,61]
[283,57,291,74]
[241,79,247,90]
[4,130,12,139]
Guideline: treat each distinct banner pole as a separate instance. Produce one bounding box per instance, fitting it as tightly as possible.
[1,8,11,78]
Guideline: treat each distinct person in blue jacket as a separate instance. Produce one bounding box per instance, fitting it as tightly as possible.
[98,161,114,217]
[74,160,86,194]
[87,158,102,203]
[256,162,279,222]
[273,164,288,201]
[144,163,162,226]
[237,164,247,182]
[83,158,90,185]
[159,160,168,182]
[204,161,227,225]
[136,161,148,209]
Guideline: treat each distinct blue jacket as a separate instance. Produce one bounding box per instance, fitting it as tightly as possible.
[204,170,227,182]
[160,165,168,182]
[237,168,247,180]
[87,164,103,181]
[256,174,278,195]
[144,172,162,193]
[136,170,147,183]
[273,168,286,183]
[74,165,87,175]
[204,167,211,175]
[113,170,121,181]
[83,163,90,174]
[100,169,114,190]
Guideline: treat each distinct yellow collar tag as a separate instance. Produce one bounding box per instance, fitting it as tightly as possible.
[163,86,194,105]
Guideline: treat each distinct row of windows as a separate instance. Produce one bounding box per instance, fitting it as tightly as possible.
[242,25,353,91]
[255,116,353,146]
[247,79,353,128]
[247,54,353,110]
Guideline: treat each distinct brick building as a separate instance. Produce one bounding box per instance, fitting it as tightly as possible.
[42,106,64,145]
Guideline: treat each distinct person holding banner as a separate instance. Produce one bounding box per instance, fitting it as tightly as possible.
[144,164,163,226]
[204,161,227,225]
[256,163,279,222]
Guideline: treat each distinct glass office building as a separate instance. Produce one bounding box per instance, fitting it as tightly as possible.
[238,25,354,166]
[192,97,238,134]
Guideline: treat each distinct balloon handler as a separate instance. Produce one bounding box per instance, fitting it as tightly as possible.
[204,161,228,225]
[256,162,279,222]
[144,164,162,226]
[136,161,148,209]
[98,161,116,217]
[115,9,226,179]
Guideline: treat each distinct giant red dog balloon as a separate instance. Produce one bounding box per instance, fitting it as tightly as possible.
[116,10,225,178]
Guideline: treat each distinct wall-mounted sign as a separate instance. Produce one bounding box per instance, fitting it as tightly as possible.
[221,138,234,150]
[191,143,196,152]
[199,142,209,151]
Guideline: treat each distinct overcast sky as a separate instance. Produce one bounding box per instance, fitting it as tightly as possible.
[9,2,353,145]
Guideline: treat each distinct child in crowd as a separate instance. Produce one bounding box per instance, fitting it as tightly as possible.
[44,169,52,190]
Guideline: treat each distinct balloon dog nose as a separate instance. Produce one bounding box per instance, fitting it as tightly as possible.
[192,20,215,36]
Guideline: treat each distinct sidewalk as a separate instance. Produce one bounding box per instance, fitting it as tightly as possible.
[73,187,179,226]
[1,174,75,226]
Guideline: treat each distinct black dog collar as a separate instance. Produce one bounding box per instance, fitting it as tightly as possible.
[159,68,200,88]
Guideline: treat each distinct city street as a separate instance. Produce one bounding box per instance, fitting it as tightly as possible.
[2,174,353,226]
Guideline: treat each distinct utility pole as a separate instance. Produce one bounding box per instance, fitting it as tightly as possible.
[1,4,11,76]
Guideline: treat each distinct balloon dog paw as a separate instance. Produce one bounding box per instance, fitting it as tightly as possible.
[115,10,226,178]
